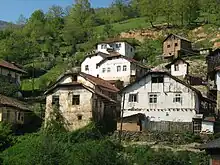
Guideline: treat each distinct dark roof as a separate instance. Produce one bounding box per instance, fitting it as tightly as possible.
[0,60,26,74]
[165,57,190,69]
[200,138,220,149]
[203,116,215,122]
[97,38,140,47]
[163,34,191,43]
[96,54,149,69]
[207,48,220,57]
[0,94,29,111]
[120,71,216,103]
[45,82,117,103]
[81,51,109,63]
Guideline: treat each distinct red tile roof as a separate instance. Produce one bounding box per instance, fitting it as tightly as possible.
[80,72,119,92]
[0,60,26,74]
[0,94,29,110]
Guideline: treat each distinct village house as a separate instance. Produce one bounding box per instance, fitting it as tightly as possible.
[96,54,150,87]
[120,71,216,133]
[162,34,194,60]
[96,38,138,58]
[200,137,220,165]
[0,60,26,86]
[44,68,120,132]
[0,94,32,125]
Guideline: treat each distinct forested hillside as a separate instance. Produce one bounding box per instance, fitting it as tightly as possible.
[1,0,220,91]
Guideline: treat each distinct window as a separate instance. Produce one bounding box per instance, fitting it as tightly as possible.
[149,94,157,103]
[107,67,111,72]
[102,68,106,73]
[130,48,133,52]
[116,43,121,48]
[72,95,80,105]
[175,43,178,47]
[101,44,104,49]
[129,94,138,102]
[173,94,182,103]
[104,44,107,49]
[117,66,121,72]
[152,76,164,83]
[85,65,89,71]
[52,95,59,107]
[77,114,82,120]
[167,45,170,48]
[123,65,127,71]
[174,64,179,71]
[17,112,21,121]
[73,75,77,81]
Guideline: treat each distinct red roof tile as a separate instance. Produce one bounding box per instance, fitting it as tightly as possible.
[0,94,29,110]
[0,60,26,74]
[80,72,119,92]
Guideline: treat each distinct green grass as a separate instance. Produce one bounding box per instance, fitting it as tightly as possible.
[21,63,68,91]
[95,16,166,34]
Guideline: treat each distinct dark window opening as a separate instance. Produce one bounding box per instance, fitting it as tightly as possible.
[152,76,164,83]
[73,75,77,81]
[149,94,157,103]
[85,65,89,71]
[174,64,179,71]
[173,94,182,103]
[77,114,82,120]
[129,94,138,102]
[167,45,170,48]
[52,95,59,107]
[175,43,178,46]
[130,48,133,52]
[72,95,80,105]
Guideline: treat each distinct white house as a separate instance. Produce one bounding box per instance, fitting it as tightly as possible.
[45,69,120,131]
[165,58,189,78]
[120,71,216,132]
[96,39,137,58]
[81,52,109,77]
[96,55,149,87]
[0,60,26,86]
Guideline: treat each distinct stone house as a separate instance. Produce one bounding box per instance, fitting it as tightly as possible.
[163,34,193,60]
[200,137,220,165]
[0,94,31,125]
[44,70,120,132]
[120,71,216,133]
[96,54,149,87]
[0,60,26,86]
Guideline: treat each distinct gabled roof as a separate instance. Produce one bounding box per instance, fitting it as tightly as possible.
[163,34,191,43]
[200,138,220,149]
[97,38,140,47]
[45,71,119,95]
[96,54,149,69]
[81,51,109,63]
[0,60,26,74]
[0,94,29,111]
[120,71,215,103]
[45,82,117,103]
[165,57,190,69]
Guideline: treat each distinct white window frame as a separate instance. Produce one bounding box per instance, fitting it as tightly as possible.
[174,64,179,71]
[173,93,182,103]
[149,94,157,104]
[85,65,89,71]
[117,66,121,72]
[123,65,127,71]
[128,94,138,102]
[107,67,111,72]
[102,68,106,73]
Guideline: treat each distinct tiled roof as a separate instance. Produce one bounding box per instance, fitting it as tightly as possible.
[80,72,119,92]
[0,60,26,74]
[97,38,140,46]
[81,52,109,63]
[0,94,29,111]
[96,54,149,69]
[200,138,220,149]
[163,34,191,43]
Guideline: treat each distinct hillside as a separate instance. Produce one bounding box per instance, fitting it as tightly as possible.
[0,20,9,30]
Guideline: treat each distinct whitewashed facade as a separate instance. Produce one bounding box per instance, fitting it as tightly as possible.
[97,55,149,87]
[81,52,108,77]
[165,58,189,78]
[121,71,215,123]
[97,41,135,58]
